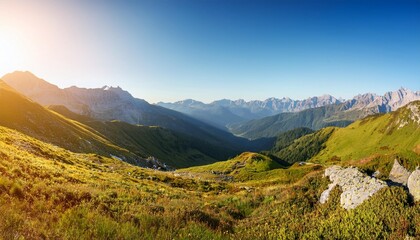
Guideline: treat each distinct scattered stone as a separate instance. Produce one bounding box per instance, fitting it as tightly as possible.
[372,170,380,178]
[389,159,411,185]
[240,186,253,192]
[320,166,387,209]
[408,169,420,202]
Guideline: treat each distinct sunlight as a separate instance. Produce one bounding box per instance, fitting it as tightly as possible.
[0,25,27,73]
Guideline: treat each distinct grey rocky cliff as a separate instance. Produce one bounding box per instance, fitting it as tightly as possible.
[320,166,387,209]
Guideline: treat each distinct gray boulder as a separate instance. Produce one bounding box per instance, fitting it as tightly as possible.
[320,166,387,209]
[408,169,420,202]
[389,159,411,185]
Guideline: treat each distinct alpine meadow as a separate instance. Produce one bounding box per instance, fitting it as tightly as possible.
[0,0,419,239]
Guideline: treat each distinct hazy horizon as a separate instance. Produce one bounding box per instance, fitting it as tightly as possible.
[1,0,419,103]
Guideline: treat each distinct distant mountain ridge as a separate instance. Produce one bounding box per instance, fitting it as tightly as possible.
[158,88,420,129]
[2,71,274,154]
[158,95,342,129]
[228,88,420,139]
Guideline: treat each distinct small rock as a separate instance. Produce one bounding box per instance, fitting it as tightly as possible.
[372,170,380,178]
[389,159,411,185]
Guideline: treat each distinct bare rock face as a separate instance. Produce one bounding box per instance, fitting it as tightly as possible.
[408,169,420,202]
[389,159,411,185]
[320,166,387,209]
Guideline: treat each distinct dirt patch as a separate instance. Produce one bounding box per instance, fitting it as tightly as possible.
[413,144,420,155]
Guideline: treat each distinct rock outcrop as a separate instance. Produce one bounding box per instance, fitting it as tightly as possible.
[389,159,411,185]
[320,166,387,209]
[408,169,420,202]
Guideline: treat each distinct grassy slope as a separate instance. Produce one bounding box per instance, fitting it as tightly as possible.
[0,80,136,162]
[273,127,336,164]
[0,124,418,239]
[271,127,314,152]
[311,101,420,171]
[0,125,234,239]
[0,81,241,168]
[3,71,273,155]
[48,105,239,168]
[180,152,286,181]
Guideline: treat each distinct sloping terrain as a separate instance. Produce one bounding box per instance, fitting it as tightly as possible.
[228,89,420,140]
[2,71,272,154]
[312,101,420,166]
[179,152,288,182]
[159,88,419,130]
[48,105,262,168]
[272,127,336,164]
[0,80,243,168]
[229,104,356,139]
[0,80,135,162]
[0,115,418,239]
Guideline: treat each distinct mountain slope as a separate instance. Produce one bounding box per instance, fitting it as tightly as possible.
[0,106,418,239]
[229,104,356,139]
[158,88,420,130]
[180,152,287,181]
[271,127,315,152]
[262,100,419,170]
[158,95,342,128]
[0,80,244,168]
[158,99,246,130]
[48,105,237,168]
[2,71,270,153]
[0,80,134,161]
[312,100,420,165]
[272,127,336,164]
[229,89,420,139]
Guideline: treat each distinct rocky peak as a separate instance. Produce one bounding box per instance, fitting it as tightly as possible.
[2,71,61,95]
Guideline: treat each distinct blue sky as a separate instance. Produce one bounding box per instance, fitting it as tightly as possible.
[0,0,419,103]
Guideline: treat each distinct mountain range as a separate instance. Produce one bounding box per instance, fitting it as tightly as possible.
[0,70,419,239]
[0,79,245,168]
[229,88,420,139]
[158,88,420,131]
[157,95,343,129]
[2,71,274,158]
[1,71,280,168]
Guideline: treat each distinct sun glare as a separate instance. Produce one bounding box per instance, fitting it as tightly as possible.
[0,25,27,74]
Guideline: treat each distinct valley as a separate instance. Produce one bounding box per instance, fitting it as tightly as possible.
[0,72,419,239]
[2,1,419,238]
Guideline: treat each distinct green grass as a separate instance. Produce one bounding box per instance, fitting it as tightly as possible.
[0,124,418,239]
[0,86,419,239]
[0,81,242,168]
[311,101,420,168]
[272,127,336,164]
[180,152,286,181]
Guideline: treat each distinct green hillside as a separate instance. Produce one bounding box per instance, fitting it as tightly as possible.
[0,80,242,168]
[0,80,135,162]
[48,105,242,168]
[311,101,420,169]
[0,120,418,239]
[3,71,274,155]
[229,104,360,139]
[271,127,314,153]
[273,127,336,164]
[180,152,286,181]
